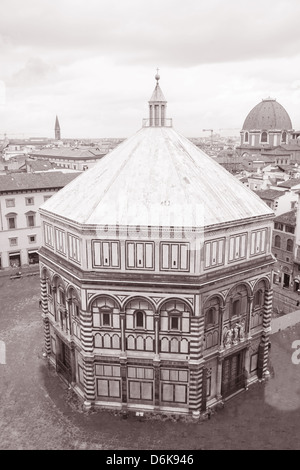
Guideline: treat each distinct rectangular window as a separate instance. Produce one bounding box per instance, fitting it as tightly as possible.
[228,233,247,262]
[126,242,154,269]
[25,197,34,205]
[95,364,121,377]
[125,241,154,270]
[127,367,154,379]
[26,214,35,227]
[92,240,120,268]
[204,238,225,268]
[9,237,17,246]
[274,222,283,230]
[161,242,190,271]
[5,199,15,208]
[285,225,295,234]
[161,383,187,404]
[250,229,267,256]
[160,369,188,382]
[55,228,66,255]
[28,235,36,244]
[44,223,54,248]
[97,379,121,398]
[68,233,81,263]
[129,381,153,401]
[7,216,16,229]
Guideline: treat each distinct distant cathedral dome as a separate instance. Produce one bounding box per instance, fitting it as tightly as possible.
[242,98,292,131]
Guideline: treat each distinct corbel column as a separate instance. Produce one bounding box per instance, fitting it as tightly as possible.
[219,306,225,351]
[247,295,254,338]
[120,311,126,356]
[257,287,273,379]
[40,276,51,356]
[216,356,224,400]
[80,308,95,407]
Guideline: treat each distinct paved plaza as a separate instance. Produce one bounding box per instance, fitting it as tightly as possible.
[0,273,300,450]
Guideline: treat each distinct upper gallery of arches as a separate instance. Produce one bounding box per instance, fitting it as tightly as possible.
[40,74,274,230]
[242,98,293,132]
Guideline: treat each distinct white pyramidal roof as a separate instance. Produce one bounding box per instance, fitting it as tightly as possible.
[41,125,273,228]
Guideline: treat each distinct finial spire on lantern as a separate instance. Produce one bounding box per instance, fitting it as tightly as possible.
[155,68,160,83]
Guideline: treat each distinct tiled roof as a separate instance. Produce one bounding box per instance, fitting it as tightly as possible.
[255,189,284,200]
[0,171,79,192]
[277,177,300,188]
[41,126,274,227]
[274,210,296,226]
[24,159,59,171]
[29,148,106,160]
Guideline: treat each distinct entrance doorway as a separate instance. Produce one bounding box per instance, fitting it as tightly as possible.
[9,252,21,268]
[283,273,290,288]
[221,351,245,398]
[56,338,72,383]
[28,251,39,264]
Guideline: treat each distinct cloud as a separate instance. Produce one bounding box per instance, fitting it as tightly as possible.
[1,0,300,67]
[8,58,58,88]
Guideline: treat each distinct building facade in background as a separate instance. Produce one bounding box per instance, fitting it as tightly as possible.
[0,172,79,269]
[39,76,275,417]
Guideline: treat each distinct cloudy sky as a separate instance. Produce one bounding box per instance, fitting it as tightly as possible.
[1,0,300,139]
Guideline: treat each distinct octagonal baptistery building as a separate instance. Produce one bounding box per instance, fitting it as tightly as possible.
[237,98,294,158]
[39,75,275,417]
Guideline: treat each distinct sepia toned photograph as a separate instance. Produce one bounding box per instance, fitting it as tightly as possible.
[0,0,300,454]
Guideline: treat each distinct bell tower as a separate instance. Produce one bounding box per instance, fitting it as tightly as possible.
[55,115,61,140]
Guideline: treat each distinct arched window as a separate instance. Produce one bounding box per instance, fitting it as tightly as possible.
[244,132,249,143]
[287,239,293,252]
[205,307,218,328]
[274,235,281,248]
[58,287,65,306]
[135,310,144,328]
[261,131,268,143]
[254,289,263,307]
[281,131,287,143]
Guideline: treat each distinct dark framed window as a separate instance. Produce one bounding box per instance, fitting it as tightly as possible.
[285,225,295,234]
[205,307,218,328]
[170,316,179,330]
[103,313,110,326]
[274,222,283,230]
[58,289,65,306]
[261,131,268,143]
[287,239,293,252]
[26,212,36,228]
[6,213,17,229]
[135,310,144,328]
[274,235,281,248]
[254,289,263,307]
[231,298,241,317]
[25,197,34,206]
